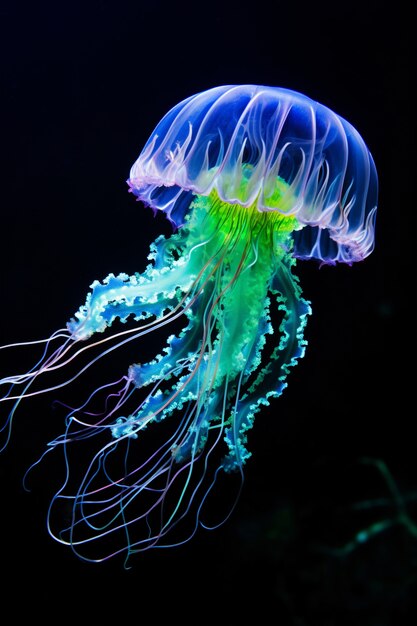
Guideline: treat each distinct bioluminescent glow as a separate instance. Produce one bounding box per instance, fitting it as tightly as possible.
[0,85,378,564]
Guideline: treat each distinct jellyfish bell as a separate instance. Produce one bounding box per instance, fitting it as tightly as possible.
[0,85,378,563]
[129,85,377,264]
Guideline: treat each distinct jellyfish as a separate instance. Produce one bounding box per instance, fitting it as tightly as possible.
[0,85,377,563]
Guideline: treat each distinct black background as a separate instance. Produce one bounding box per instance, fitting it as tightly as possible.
[0,1,416,625]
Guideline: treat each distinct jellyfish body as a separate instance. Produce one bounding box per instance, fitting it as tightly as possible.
[0,85,377,563]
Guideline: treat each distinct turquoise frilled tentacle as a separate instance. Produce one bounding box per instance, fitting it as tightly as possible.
[222,258,311,470]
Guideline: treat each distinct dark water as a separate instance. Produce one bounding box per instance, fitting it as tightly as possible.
[0,1,415,624]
